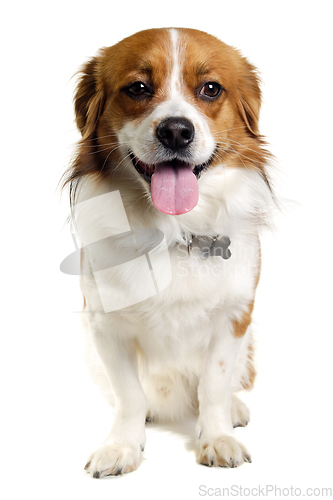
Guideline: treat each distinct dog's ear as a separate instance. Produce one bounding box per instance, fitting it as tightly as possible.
[74,56,105,139]
[236,59,261,137]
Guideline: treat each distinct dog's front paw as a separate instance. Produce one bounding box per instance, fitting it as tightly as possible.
[198,435,251,468]
[85,443,143,478]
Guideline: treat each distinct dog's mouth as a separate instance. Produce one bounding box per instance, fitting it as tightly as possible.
[130,152,214,215]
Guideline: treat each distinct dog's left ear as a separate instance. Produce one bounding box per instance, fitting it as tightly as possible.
[236,60,261,137]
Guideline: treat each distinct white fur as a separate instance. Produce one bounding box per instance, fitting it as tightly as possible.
[78,164,268,476]
[169,28,180,96]
[76,29,272,477]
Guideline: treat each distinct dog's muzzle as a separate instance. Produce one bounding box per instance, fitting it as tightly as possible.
[130,117,215,216]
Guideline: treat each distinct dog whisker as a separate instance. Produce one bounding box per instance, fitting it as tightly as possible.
[215,137,268,158]
[210,125,247,135]
[88,132,119,141]
[85,145,117,155]
[214,140,266,165]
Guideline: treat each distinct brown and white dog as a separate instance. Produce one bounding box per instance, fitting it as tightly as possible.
[64,27,273,478]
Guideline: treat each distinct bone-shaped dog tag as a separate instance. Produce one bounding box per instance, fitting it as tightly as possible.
[210,236,231,259]
[197,238,213,259]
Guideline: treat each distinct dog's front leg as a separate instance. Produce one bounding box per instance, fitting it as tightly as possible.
[197,314,251,468]
[85,326,147,478]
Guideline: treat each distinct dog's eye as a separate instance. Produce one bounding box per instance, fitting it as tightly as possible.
[125,81,152,98]
[199,82,223,100]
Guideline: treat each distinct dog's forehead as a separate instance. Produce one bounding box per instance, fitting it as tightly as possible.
[178,29,239,86]
[101,29,172,87]
[101,28,238,90]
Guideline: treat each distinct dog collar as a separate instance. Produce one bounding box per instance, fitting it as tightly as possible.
[182,234,231,260]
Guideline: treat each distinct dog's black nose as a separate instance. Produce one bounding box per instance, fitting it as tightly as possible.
[156,117,195,151]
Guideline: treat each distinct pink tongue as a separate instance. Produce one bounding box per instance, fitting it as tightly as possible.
[151,163,199,215]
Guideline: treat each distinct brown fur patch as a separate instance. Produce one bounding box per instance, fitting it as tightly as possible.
[232,247,261,338]
[241,342,256,390]
[218,360,226,373]
[232,301,255,338]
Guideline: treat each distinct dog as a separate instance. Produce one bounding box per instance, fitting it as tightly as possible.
[63,27,273,478]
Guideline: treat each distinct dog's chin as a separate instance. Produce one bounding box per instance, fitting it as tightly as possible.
[129,152,214,184]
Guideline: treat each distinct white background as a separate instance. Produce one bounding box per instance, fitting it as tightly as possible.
[1,1,333,498]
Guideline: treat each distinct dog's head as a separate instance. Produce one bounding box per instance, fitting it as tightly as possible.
[68,28,269,215]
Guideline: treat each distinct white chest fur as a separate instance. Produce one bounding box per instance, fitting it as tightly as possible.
[76,163,268,421]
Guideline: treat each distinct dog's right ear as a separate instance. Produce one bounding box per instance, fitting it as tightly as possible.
[235,58,261,137]
[74,56,105,140]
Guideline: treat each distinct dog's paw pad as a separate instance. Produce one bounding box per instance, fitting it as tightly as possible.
[198,435,250,468]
